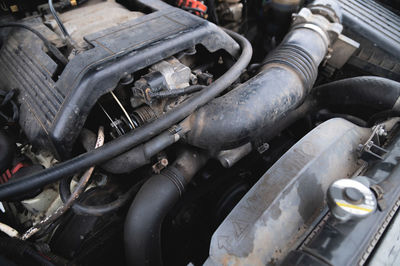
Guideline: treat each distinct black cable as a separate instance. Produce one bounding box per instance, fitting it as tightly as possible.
[149,85,206,99]
[59,177,145,216]
[0,237,55,266]
[0,89,19,123]
[48,0,71,41]
[0,23,68,65]
[0,30,252,200]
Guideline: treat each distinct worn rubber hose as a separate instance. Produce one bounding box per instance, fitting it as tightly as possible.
[0,30,252,200]
[0,23,68,65]
[124,148,208,266]
[315,76,400,111]
[185,20,331,151]
[59,177,144,216]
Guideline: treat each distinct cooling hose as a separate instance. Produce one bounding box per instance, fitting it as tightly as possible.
[315,76,400,111]
[124,148,208,266]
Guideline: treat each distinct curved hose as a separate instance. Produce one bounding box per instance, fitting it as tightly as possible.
[22,127,104,240]
[0,30,252,200]
[48,0,71,41]
[124,148,208,266]
[59,177,144,216]
[0,23,68,65]
[185,24,331,151]
[315,76,400,111]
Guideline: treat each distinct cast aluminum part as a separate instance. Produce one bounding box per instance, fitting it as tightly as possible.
[205,118,372,265]
[217,143,253,168]
[149,57,192,90]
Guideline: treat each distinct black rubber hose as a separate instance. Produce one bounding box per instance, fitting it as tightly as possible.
[315,110,368,127]
[59,177,144,216]
[185,25,330,151]
[124,148,208,266]
[0,23,68,65]
[0,237,55,266]
[0,130,14,173]
[0,30,252,200]
[48,0,71,41]
[149,85,206,99]
[81,128,181,174]
[315,76,400,111]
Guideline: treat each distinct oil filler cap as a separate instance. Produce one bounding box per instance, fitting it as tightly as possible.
[327,179,377,222]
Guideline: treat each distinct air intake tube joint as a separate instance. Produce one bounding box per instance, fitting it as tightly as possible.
[185,1,343,152]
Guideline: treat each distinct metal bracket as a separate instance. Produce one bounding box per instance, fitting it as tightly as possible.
[358,125,388,162]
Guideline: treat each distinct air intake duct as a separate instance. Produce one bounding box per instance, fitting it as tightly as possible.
[185,1,343,152]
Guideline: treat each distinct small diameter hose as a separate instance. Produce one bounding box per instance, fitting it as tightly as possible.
[48,0,71,41]
[21,127,104,240]
[0,29,252,200]
[0,23,68,65]
[59,177,145,216]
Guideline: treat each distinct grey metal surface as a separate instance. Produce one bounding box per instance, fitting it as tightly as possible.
[205,118,372,265]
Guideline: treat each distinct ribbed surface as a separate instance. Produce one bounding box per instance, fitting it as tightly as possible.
[161,168,185,196]
[0,38,63,129]
[264,43,317,89]
[338,0,400,44]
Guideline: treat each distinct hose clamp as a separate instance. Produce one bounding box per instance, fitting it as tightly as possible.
[292,7,343,46]
[291,23,330,48]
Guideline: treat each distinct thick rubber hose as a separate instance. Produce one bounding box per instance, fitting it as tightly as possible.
[186,26,329,151]
[0,30,252,200]
[315,76,400,111]
[124,148,208,266]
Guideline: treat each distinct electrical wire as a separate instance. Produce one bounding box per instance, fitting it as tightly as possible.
[110,91,136,129]
[149,85,206,99]
[0,222,20,238]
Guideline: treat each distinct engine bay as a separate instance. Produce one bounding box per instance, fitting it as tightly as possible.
[0,0,400,265]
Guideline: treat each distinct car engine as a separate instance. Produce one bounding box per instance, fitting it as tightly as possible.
[0,0,400,265]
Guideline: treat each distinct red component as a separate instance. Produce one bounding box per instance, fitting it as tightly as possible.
[0,162,27,184]
[177,0,208,17]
